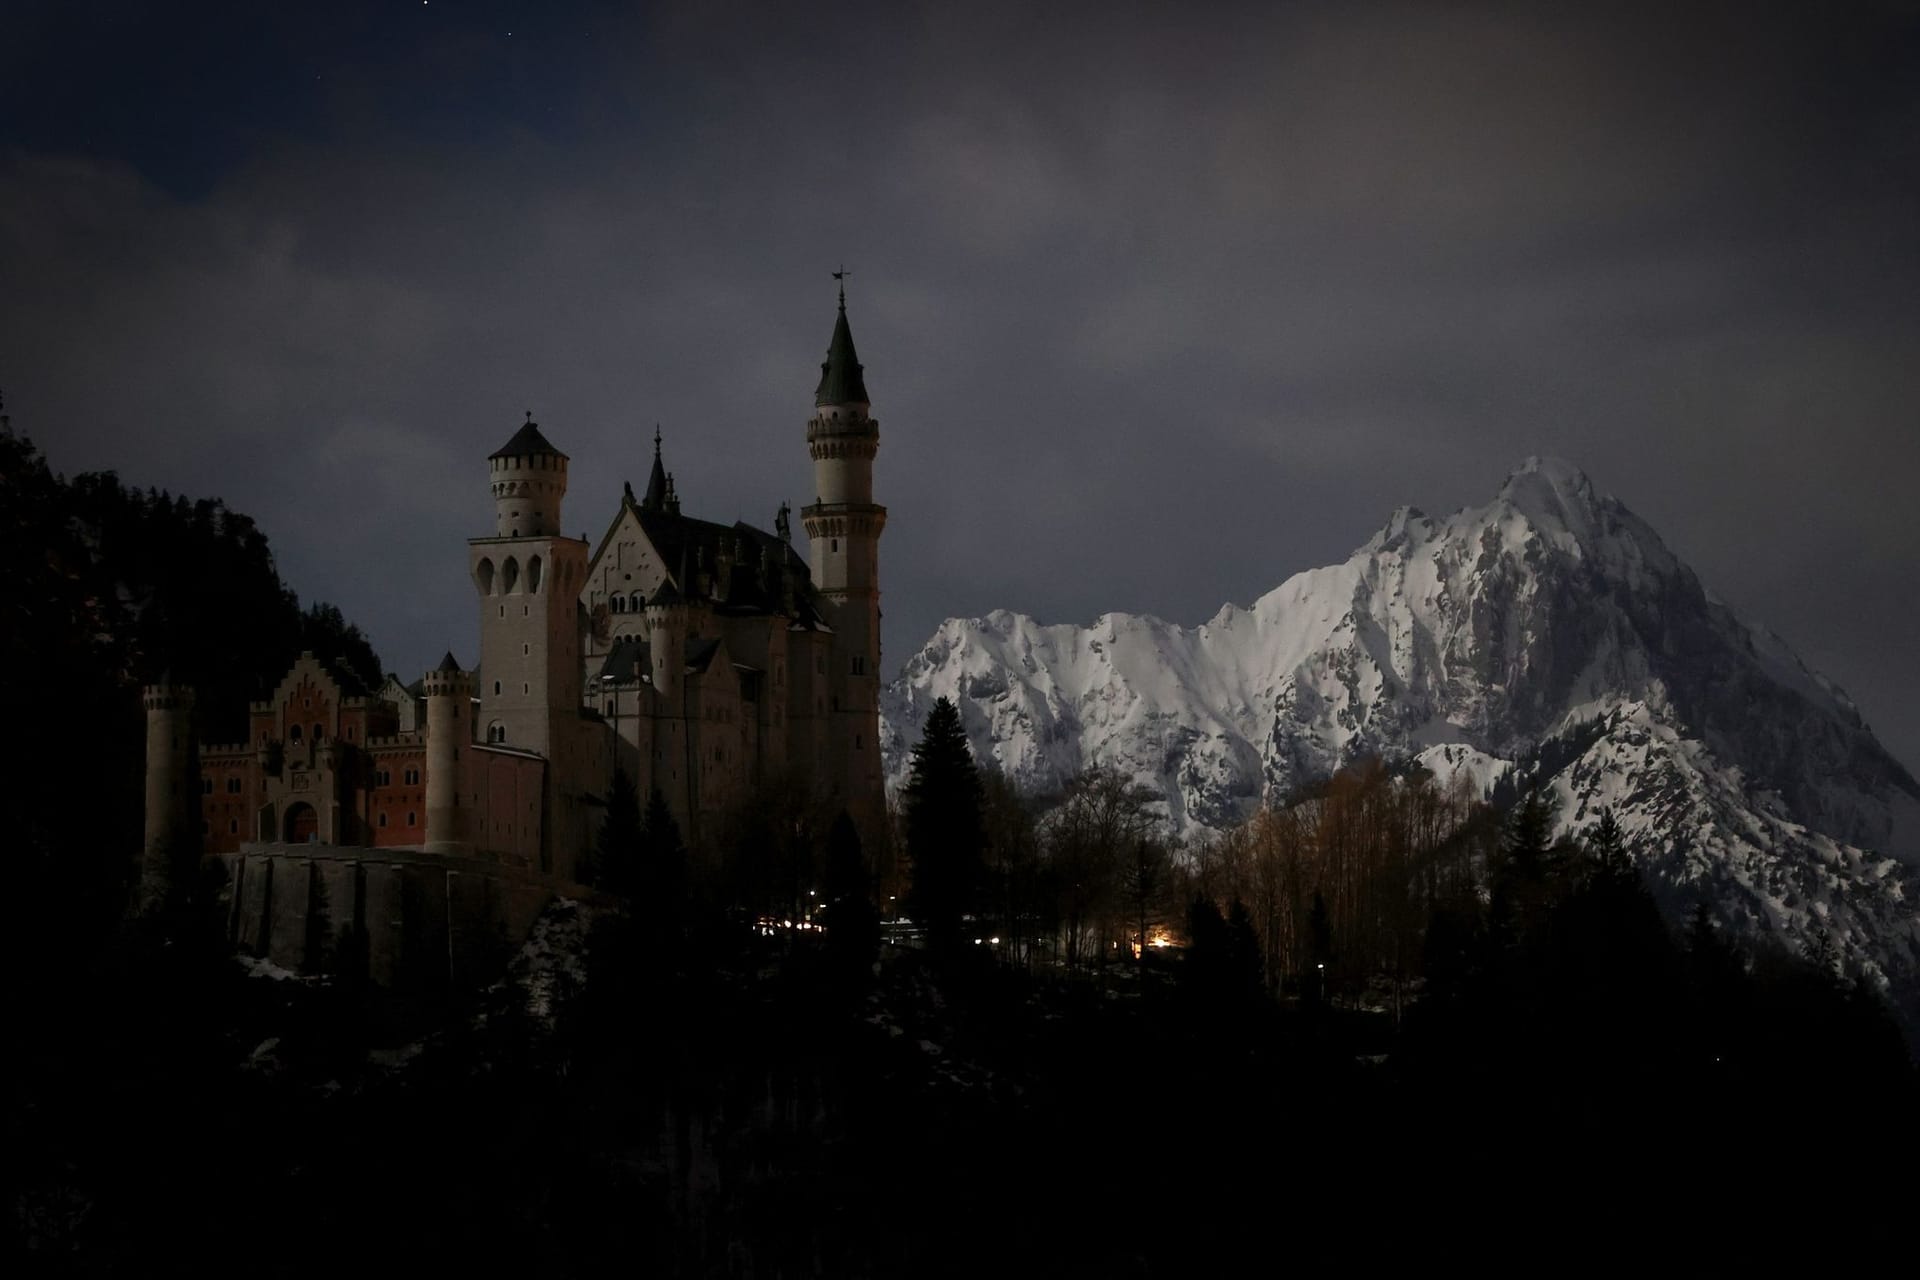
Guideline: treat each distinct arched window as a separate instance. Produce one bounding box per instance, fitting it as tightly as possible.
[290,724,303,743]
[502,557,520,594]
[629,592,643,611]
[378,812,388,828]
[611,595,624,614]
[487,721,506,744]
[475,557,496,595]
[312,723,323,742]
[407,811,417,827]
[201,778,214,795]
[527,555,543,593]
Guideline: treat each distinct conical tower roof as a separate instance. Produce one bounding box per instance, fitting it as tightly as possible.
[642,426,669,510]
[814,292,869,407]
[489,413,567,461]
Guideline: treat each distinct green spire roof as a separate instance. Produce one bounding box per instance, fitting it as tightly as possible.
[814,297,870,407]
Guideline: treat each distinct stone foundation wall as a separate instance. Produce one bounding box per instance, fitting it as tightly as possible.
[221,843,590,990]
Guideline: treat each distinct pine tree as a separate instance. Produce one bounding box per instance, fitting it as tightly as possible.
[1224,898,1264,998]
[640,785,687,917]
[596,768,643,896]
[903,697,985,952]
[1587,808,1630,883]
[820,811,879,980]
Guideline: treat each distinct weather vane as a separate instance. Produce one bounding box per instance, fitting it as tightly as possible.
[833,264,850,306]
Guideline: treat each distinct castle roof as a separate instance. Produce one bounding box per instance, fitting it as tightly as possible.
[814,297,869,407]
[595,636,650,684]
[642,428,670,511]
[489,416,567,461]
[435,651,462,673]
[685,636,723,673]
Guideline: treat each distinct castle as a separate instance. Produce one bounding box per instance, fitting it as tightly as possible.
[140,290,888,924]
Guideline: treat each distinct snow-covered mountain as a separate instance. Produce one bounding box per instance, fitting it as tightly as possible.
[881,458,1920,1002]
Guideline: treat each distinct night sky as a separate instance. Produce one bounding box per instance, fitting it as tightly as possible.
[4,1,1916,771]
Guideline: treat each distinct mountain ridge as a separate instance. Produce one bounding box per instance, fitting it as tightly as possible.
[880,457,1920,1005]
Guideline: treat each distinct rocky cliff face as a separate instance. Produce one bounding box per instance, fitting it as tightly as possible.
[881,458,1920,1000]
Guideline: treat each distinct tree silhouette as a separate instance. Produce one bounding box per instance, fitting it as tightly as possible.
[902,697,985,953]
[819,811,878,982]
[640,785,687,924]
[596,768,643,896]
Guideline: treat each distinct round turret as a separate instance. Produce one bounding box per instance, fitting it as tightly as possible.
[422,653,471,852]
[140,675,197,915]
[488,413,570,538]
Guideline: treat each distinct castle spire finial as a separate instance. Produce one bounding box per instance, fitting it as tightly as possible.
[815,275,868,407]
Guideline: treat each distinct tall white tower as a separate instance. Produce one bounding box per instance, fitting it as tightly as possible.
[139,674,197,916]
[469,415,589,871]
[800,283,887,844]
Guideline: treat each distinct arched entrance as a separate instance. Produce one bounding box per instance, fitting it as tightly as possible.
[284,802,318,844]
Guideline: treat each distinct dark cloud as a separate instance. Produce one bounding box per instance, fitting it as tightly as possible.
[3,0,1916,769]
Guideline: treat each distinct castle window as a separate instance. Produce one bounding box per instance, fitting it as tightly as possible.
[407,811,417,827]
[229,819,238,834]
[488,722,506,744]
[523,643,530,655]
[378,813,388,828]
[404,767,420,785]
[228,777,242,794]
[629,593,643,611]
[523,683,530,694]
[830,539,838,552]
[855,733,862,749]
[313,723,323,742]
[290,724,302,743]
[851,656,866,676]
[202,778,214,795]
[377,769,390,786]
[494,681,502,695]
[611,596,624,614]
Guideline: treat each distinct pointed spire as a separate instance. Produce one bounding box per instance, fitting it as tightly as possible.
[436,651,461,674]
[815,272,869,407]
[642,425,669,510]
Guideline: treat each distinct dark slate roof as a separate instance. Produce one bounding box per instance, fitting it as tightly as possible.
[596,636,650,684]
[685,636,722,674]
[814,302,869,407]
[489,418,567,461]
[642,431,669,510]
[436,651,462,673]
[633,508,825,625]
